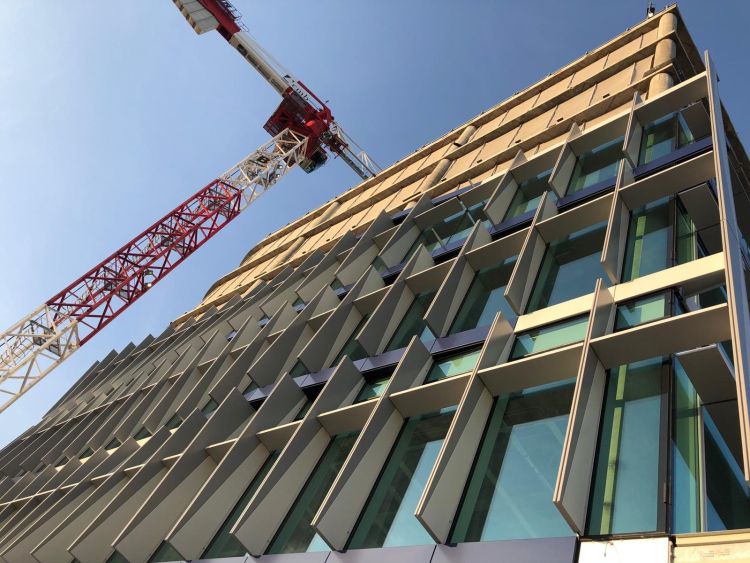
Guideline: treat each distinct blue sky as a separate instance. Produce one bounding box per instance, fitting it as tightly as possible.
[0,0,748,446]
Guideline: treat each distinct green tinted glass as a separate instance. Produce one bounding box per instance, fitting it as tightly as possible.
[587,358,666,535]
[355,374,392,403]
[449,259,517,334]
[202,451,280,558]
[385,291,436,352]
[267,432,358,554]
[504,170,553,220]
[526,222,608,312]
[622,198,670,282]
[510,316,588,359]
[348,408,455,549]
[614,292,669,330]
[424,348,481,384]
[451,380,575,542]
[567,136,624,194]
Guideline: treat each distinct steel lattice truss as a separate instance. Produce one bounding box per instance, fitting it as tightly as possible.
[0,128,308,412]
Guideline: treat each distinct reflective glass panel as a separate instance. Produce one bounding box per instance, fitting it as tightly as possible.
[267,432,359,554]
[202,451,280,558]
[385,290,437,352]
[424,348,481,384]
[587,358,666,535]
[638,112,695,165]
[355,373,392,403]
[348,408,455,549]
[614,292,669,331]
[509,316,588,360]
[672,359,702,534]
[567,136,624,195]
[526,222,608,313]
[504,170,554,221]
[621,198,670,282]
[451,380,575,542]
[449,259,517,334]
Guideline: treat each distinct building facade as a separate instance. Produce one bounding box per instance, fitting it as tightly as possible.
[1,5,750,562]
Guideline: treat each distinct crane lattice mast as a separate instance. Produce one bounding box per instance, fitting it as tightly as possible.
[0,0,379,413]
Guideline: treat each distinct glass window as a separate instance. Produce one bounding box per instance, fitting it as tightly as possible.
[621,198,670,282]
[202,451,280,558]
[703,414,750,530]
[449,259,517,334]
[526,221,608,313]
[78,447,94,460]
[348,408,455,549]
[424,348,481,384]
[332,314,370,366]
[384,290,437,352]
[149,541,184,562]
[504,170,554,221]
[242,380,259,395]
[451,380,575,542]
[567,136,624,195]
[614,292,670,331]
[672,358,702,534]
[403,202,490,261]
[267,432,359,554]
[638,112,696,166]
[676,198,708,265]
[509,316,588,360]
[672,358,750,533]
[587,358,667,535]
[355,372,393,403]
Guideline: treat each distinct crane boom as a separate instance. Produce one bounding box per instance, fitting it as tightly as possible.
[0,129,308,413]
[0,0,380,413]
[173,0,381,180]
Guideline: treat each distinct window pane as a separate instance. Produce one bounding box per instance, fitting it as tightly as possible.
[614,292,669,330]
[509,316,588,360]
[450,259,517,334]
[504,170,554,221]
[202,451,280,558]
[676,199,707,265]
[385,291,437,352]
[424,348,481,384]
[638,112,696,166]
[451,380,575,542]
[672,359,702,534]
[621,198,670,282]
[639,114,678,165]
[587,358,666,535]
[567,137,624,195]
[526,222,608,313]
[348,408,455,549]
[267,432,359,554]
[355,373,393,403]
[703,413,750,530]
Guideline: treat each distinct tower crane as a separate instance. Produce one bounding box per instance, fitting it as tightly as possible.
[0,0,379,413]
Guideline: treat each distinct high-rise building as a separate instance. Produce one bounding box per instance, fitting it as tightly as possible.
[1,4,750,562]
